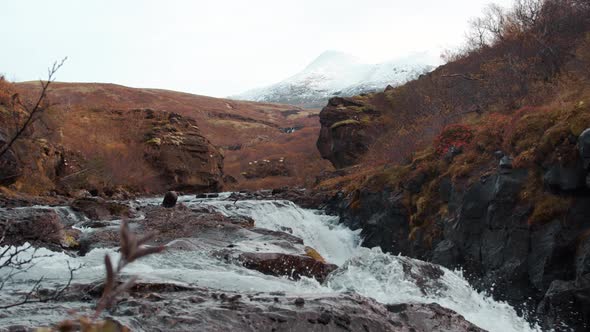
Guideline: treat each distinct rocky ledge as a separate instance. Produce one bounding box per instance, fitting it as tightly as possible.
[316,97,382,169]
[4,283,484,332]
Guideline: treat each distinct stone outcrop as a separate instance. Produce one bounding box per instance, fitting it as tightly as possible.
[241,158,291,179]
[227,188,330,209]
[326,128,590,330]
[142,110,224,192]
[0,207,81,250]
[71,197,133,220]
[0,108,224,196]
[316,97,381,169]
[9,283,483,332]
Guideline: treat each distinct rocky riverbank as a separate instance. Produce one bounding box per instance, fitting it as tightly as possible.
[322,127,590,331]
[0,193,493,331]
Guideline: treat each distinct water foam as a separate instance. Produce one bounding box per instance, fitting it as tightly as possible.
[1,195,541,331]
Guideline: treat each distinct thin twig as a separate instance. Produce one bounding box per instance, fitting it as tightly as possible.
[0,57,67,159]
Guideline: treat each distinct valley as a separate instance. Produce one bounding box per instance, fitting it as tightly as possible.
[2,0,590,331]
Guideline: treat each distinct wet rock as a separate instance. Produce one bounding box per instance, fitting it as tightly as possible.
[537,275,590,331]
[499,155,513,169]
[108,288,483,332]
[12,283,484,332]
[196,192,219,199]
[0,209,65,249]
[162,191,178,208]
[432,239,460,269]
[71,197,132,220]
[238,252,338,283]
[543,160,586,191]
[78,220,112,228]
[579,128,590,169]
[334,190,411,255]
[78,228,120,255]
[224,187,328,209]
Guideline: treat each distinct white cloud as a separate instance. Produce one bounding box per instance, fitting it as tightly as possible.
[0,0,514,97]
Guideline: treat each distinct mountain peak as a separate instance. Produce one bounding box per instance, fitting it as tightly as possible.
[304,50,361,71]
[232,50,436,108]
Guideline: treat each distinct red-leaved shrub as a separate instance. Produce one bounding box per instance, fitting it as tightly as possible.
[434,124,474,156]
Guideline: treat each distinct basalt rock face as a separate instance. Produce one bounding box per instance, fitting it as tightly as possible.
[331,190,412,256]
[316,97,381,169]
[0,132,22,186]
[328,164,590,330]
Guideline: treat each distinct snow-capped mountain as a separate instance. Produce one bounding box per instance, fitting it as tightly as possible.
[231,50,438,108]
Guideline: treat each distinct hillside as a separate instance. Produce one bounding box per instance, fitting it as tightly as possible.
[315,1,590,329]
[0,81,330,196]
[232,50,435,108]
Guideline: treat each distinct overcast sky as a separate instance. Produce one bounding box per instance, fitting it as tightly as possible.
[0,0,514,97]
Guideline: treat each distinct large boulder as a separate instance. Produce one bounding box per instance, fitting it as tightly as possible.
[316,97,381,169]
[537,275,590,331]
[162,191,178,208]
[71,197,132,220]
[237,252,338,283]
[0,208,78,250]
[142,110,224,193]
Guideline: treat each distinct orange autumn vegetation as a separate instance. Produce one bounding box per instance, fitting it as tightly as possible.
[1,81,330,195]
[318,99,590,245]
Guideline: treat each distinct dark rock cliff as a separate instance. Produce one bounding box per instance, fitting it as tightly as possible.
[326,128,590,331]
[316,97,381,169]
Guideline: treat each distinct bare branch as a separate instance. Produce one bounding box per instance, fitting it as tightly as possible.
[93,221,164,319]
[0,262,81,309]
[0,57,67,159]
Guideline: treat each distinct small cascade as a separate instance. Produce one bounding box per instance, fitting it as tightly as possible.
[0,194,541,331]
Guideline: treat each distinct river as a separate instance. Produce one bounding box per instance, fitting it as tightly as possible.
[0,194,541,331]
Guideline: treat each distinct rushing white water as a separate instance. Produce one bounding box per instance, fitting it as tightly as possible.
[0,194,541,331]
